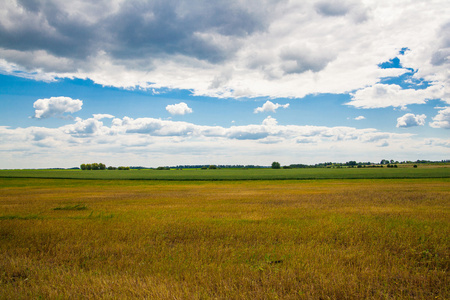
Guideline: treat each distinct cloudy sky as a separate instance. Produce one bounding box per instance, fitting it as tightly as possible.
[1,0,449,168]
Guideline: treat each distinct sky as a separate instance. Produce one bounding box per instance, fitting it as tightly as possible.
[0,0,449,169]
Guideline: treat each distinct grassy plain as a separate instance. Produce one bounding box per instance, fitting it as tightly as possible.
[0,165,449,181]
[0,176,449,299]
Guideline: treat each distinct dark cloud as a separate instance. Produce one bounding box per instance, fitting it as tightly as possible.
[0,1,97,59]
[105,1,270,63]
[228,131,269,140]
[314,0,368,22]
[315,1,350,16]
[431,23,450,66]
[431,50,450,66]
[280,45,335,74]
[0,0,273,67]
[17,0,41,12]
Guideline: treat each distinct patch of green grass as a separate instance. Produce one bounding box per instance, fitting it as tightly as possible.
[53,204,88,211]
[0,214,43,220]
[0,166,449,181]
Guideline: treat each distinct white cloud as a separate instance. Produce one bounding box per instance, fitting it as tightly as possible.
[430,107,450,129]
[396,113,426,128]
[93,114,115,120]
[1,114,448,169]
[0,0,447,103]
[347,84,443,109]
[378,141,389,147]
[33,97,83,119]
[166,102,193,115]
[262,116,278,126]
[354,116,365,120]
[425,138,450,148]
[62,117,110,137]
[254,101,290,113]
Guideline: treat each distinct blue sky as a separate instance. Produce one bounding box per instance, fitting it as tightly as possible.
[0,0,449,168]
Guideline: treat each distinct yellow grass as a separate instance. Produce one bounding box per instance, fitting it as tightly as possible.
[0,178,449,299]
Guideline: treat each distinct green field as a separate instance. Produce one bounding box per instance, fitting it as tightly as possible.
[0,165,449,181]
[1,175,449,299]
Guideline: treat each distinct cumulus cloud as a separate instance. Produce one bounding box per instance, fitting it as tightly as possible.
[396,113,426,128]
[0,0,447,103]
[33,97,83,119]
[166,102,193,115]
[354,116,365,120]
[430,107,450,129]
[347,84,443,109]
[254,101,289,113]
[1,114,448,169]
[29,114,412,145]
[62,117,109,137]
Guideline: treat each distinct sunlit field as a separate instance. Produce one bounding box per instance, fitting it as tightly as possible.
[0,165,449,181]
[1,177,449,299]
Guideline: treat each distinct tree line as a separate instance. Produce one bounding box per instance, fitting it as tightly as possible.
[80,163,130,170]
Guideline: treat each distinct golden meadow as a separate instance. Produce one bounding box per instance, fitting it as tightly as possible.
[0,169,449,298]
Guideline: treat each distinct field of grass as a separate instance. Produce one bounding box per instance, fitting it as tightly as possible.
[0,165,449,181]
[1,177,449,299]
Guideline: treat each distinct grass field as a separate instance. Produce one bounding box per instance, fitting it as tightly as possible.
[0,176,449,299]
[0,165,449,181]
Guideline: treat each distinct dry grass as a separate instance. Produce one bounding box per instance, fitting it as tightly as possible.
[0,178,449,299]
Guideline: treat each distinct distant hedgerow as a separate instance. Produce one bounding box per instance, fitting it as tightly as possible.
[80,163,106,170]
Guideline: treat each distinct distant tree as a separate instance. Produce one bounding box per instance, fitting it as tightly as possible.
[413,165,418,168]
[380,159,389,165]
[81,163,108,170]
[107,166,116,170]
[209,165,217,169]
[272,162,281,169]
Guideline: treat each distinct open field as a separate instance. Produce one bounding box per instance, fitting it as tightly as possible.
[0,165,449,181]
[0,177,449,299]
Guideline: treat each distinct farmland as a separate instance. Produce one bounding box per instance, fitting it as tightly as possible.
[0,170,449,298]
[0,164,449,181]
